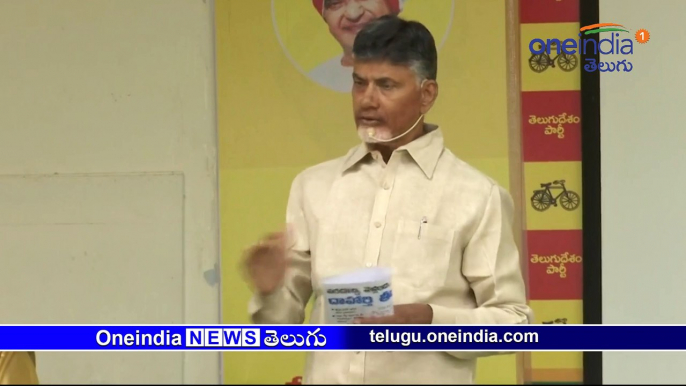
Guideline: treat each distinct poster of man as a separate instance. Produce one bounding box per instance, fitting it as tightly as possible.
[308,0,408,92]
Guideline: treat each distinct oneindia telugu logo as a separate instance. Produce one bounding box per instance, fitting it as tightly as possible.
[529,23,650,73]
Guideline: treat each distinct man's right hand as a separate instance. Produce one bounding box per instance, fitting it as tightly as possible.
[243,230,289,296]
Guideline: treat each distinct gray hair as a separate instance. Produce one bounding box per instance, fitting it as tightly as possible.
[352,15,438,83]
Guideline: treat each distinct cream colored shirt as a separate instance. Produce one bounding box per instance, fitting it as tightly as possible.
[248,124,533,384]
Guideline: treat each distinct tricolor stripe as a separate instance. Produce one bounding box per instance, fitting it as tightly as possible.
[580,23,629,34]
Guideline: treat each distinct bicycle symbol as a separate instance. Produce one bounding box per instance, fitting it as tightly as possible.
[529,42,579,73]
[531,180,580,212]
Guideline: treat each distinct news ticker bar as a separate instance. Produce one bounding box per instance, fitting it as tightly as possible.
[2,325,686,351]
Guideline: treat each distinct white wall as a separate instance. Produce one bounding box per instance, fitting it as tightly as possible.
[600,0,686,383]
[0,0,220,383]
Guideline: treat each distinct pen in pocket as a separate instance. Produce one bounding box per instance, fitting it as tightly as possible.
[418,216,428,239]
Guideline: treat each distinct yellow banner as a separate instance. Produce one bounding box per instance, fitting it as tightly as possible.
[216,0,523,383]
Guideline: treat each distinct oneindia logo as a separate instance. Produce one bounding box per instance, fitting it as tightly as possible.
[529,23,650,73]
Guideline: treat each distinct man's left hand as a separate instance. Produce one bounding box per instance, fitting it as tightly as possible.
[354,304,433,324]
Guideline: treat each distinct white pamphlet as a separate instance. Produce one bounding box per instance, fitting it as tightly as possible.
[321,266,394,324]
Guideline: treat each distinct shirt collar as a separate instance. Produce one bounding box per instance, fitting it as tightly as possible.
[340,123,445,179]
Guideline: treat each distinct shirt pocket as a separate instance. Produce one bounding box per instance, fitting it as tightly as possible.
[390,218,455,289]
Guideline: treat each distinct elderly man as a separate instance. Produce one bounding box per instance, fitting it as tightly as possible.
[244,15,532,384]
[308,0,406,92]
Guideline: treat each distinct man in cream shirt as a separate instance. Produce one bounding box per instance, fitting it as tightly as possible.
[244,15,533,385]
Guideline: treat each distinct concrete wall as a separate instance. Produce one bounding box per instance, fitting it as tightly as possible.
[0,0,221,383]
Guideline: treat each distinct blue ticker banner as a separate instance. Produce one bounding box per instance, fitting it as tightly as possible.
[1,325,685,351]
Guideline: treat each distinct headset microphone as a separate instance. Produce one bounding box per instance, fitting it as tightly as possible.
[360,114,425,144]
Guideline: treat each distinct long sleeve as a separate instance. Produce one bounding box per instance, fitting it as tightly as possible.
[248,174,313,325]
[429,183,534,359]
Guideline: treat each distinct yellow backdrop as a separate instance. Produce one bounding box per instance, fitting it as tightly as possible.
[216,0,522,383]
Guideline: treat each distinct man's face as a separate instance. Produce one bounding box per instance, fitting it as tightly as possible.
[323,0,391,52]
[352,60,427,142]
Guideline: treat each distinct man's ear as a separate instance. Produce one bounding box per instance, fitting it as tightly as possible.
[420,80,438,115]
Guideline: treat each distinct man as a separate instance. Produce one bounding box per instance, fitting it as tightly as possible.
[308,0,406,93]
[245,15,533,384]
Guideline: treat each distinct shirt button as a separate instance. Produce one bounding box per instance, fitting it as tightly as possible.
[366,262,372,267]
[383,183,390,190]
[374,221,382,228]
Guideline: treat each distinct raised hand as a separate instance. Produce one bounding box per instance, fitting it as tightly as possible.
[243,230,289,296]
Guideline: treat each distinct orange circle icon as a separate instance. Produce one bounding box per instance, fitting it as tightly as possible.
[636,29,650,44]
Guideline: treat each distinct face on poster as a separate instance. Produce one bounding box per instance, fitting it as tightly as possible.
[272,0,455,93]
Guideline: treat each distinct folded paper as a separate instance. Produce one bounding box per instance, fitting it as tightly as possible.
[321,267,394,324]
